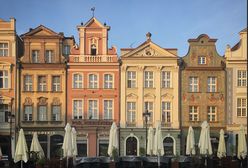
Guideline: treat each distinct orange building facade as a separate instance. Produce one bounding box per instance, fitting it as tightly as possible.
[67,17,120,157]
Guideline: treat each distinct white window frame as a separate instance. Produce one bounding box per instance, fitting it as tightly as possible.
[198,56,206,64]
[162,71,171,88]
[24,105,33,121]
[73,73,83,89]
[88,99,98,119]
[207,77,217,92]
[73,99,83,119]
[104,74,114,89]
[189,77,199,92]
[45,50,53,63]
[0,70,9,89]
[127,71,136,88]
[144,71,154,88]
[24,75,33,91]
[88,74,98,89]
[52,76,61,91]
[237,70,247,87]
[208,106,217,122]
[38,76,47,91]
[162,101,171,123]
[237,98,247,117]
[189,106,198,121]
[32,50,39,63]
[144,101,153,122]
[103,99,113,120]
[38,105,47,121]
[52,105,61,121]
[127,102,136,123]
[0,42,9,56]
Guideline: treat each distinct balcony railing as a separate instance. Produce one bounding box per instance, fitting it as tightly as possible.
[70,55,117,63]
[72,119,113,126]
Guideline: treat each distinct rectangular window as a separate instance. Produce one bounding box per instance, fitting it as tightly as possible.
[162,71,171,88]
[127,71,136,88]
[24,75,32,91]
[63,45,70,55]
[237,98,247,117]
[162,102,171,123]
[208,106,217,122]
[144,102,153,122]
[32,50,39,63]
[189,106,198,121]
[189,77,198,92]
[73,100,83,119]
[207,77,217,92]
[238,70,247,87]
[38,76,47,91]
[38,106,47,121]
[0,43,8,56]
[99,139,109,156]
[89,74,98,89]
[127,102,136,123]
[77,140,87,157]
[0,104,8,123]
[104,100,113,120]
[52,105,61,121]
[104,74,113,89]
[88,100,98,119]
[24,105,32,121]
[198,56,206,64]
[144,71,153,88]
[73,74,83,88]
[45,50,53,63]
[0,70,8,89]
[52,76,61,91]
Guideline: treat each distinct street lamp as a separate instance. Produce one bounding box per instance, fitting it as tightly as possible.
[7,111,15,164]
[143,109,151,156]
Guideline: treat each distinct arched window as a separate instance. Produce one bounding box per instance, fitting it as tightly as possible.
[163,137,174,156]
[91,44,97,56]
[126,137,137,156]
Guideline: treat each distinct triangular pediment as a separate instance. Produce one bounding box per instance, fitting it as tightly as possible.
[126,93,138,99]
[144,93,156,99]
[122,41,177,58]
[161,93,174,99]
[84,17,105,28]
[21,25,62,37]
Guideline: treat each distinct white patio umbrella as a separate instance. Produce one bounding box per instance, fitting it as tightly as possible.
[237,124,247,160]
[62,123,73,168]
[198,121,212,155]
[153,121,164,167]
[108,122,118,157]
[71,127,78,157]
[217,129,226,159]
[30,132,45,159]
[147,126,154,155]
[14,129,29,168]
[186,126,196,155]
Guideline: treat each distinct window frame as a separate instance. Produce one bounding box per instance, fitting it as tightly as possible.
[0,42,9,57]
[207,76,217,92]
[52,105,61,121]
[45,50,54,63]
[207,106,217,122]
[127,71,136,88]
[24,105,33,121]
[0,70,9,89]
[161,71,171,88]
[73,73,83,89]
[103,73,114,89]
[88,73,98,89]
[237,70,247,87]
[38,105,47,121]
[144,71,154,88]
[37,75,47,92]
[189,106,199,121]
[237,98,247,117]
[161,101,172,123]
[103,99,113,120]
[52,75,61,92]
[198,56,206,65]
[72,99,83,119]
[144,101,153,123]
[189,76,199,92]
[126,102,136,123]
[88,99,98,119]
[24,75,33,91]
[32,50,40,63]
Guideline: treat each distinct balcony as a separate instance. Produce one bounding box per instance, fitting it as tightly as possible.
[69,55,117,63]
[72,119,113,127]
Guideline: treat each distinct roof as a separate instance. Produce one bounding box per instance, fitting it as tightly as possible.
[188,34,217,42]
[20,25,63,38]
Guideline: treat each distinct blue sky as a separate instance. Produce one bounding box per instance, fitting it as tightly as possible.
[0,0,246,56]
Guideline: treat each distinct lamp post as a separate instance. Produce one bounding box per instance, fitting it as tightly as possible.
[7,111,15,163]
[143,109,151,156]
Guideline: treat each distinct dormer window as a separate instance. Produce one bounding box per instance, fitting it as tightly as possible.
[198,56,206,64]
[91,44,97,56]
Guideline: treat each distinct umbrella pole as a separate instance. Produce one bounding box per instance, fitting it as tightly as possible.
[67,156,68,168]
[21,160,23,168]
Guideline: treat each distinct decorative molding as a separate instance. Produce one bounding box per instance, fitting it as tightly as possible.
[38,97,48,105]
[24,97,33,105]
[161,93,174,99]
[126,93,138,99]
[52,97,61,105]
[144,93,156,99]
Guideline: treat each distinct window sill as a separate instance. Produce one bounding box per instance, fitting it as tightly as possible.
[161,87,173,89]
[36,121,49,124]
[22,121,34,123]
[51,91,63,93]
[188,92,201,93]
[22,91,34,93]
[237,116,247,118]
[144,87,156,89]
[36,91,49,93]
[50,120,63,124]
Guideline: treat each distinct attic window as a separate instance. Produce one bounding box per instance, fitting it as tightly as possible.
[201,41,204,44]
[91,44,97,56]
[198,56,206,64]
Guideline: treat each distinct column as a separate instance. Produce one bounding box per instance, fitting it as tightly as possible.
[137,66,144,127]
[40,41,45,63]
[155,66,162,123]
[120,65,126,127]
[173,66,180,128]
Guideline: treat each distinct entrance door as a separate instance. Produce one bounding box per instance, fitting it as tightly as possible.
[126,137,137,156]
[163,137,174,156]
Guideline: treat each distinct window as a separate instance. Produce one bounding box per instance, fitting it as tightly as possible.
[162,71,171,88]
[88,100,98,119]
[38,76,47,91]
[189,106,198,121]
[99,139,108,156]
[0,70,8,89]
[208,106,217,122]
[0,43,8,56]
[144,102,153,122]
[38,105,47,121]
[77,140,87,156]
[24,105,32,121]
[32,50,39,63]
[163,137,174,156]
[89,74,98,89]
[52,105,61,121]
[104,74,113,89]
[0,104,8,123]
[238,70,247,87]
[104,100,113,119]
[127,102,136,123]
[237,98,247,117]
[91,44,97,55]
[45,50,53,63]
[63,45,70,55]
[24,75,33,91]
[207,77,217,92]
[52,76,61,91]
[198,56,206,64]
[162,102,171,123]
[73,100,83,119]
[73,74,83,88]
[189,77,198,92]
[127,71,136,88]
[144,71,154,88]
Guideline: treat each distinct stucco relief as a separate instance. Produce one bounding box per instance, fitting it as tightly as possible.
[38,97,48,105]
[24,97,33,105]
[208,93,219,103]
[52,97,60,105]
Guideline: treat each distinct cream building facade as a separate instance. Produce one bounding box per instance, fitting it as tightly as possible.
[225,28,247,155]
[120,33,180,156]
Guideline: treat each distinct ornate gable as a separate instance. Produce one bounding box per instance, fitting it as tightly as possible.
[21,25,62,38]
[83,17,109,29]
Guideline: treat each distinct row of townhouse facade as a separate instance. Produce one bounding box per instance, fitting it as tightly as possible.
[0,17,247,159]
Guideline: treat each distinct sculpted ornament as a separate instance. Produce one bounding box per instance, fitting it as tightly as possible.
[38,97,48,105]
[24,97,32,105]
[52,97,60,105]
